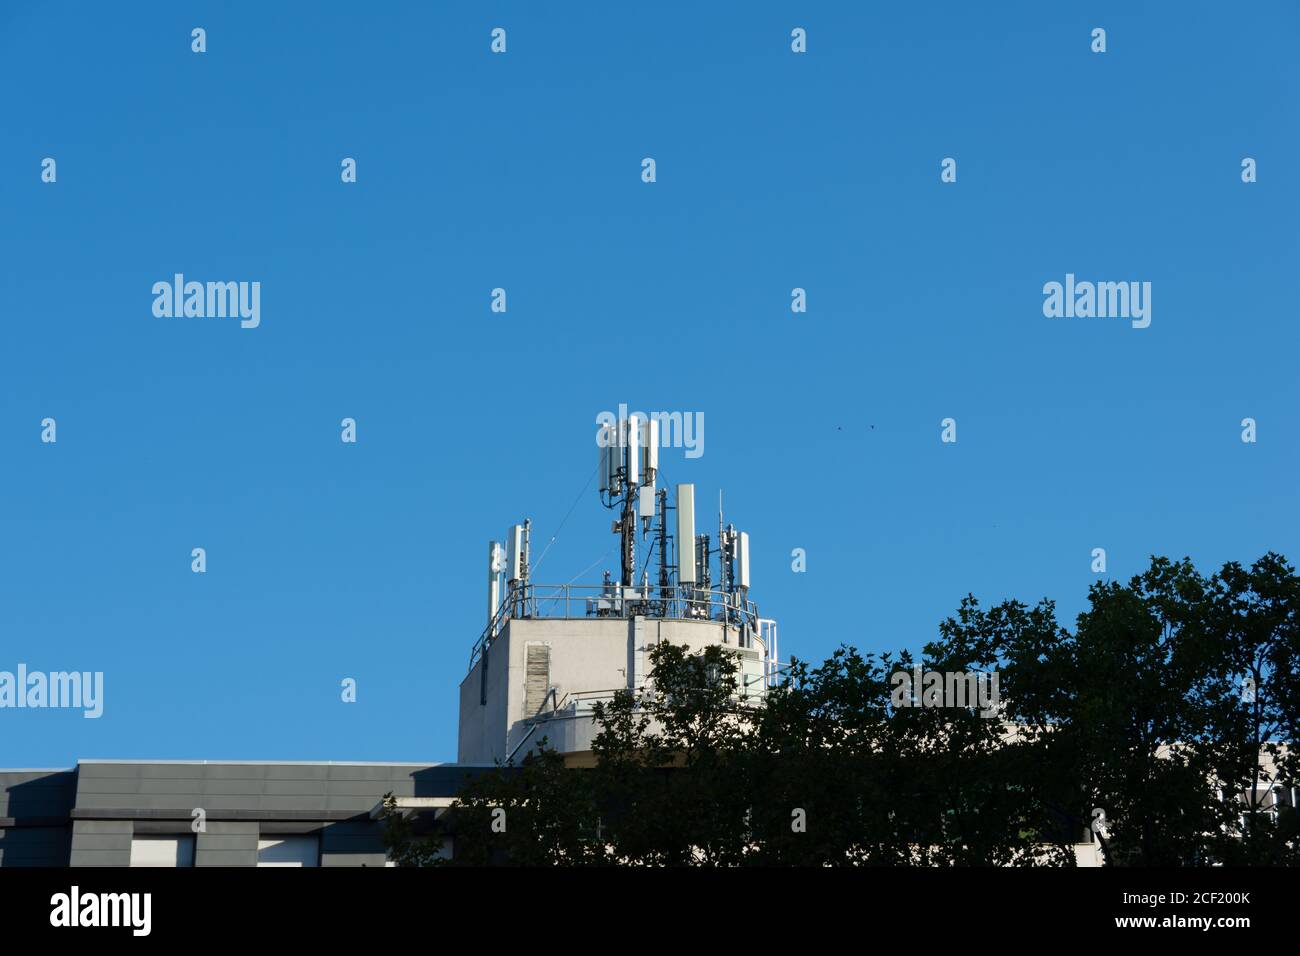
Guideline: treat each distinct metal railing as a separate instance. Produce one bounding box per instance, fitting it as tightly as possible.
[546,687,624,716]
[468,582,764,672]
[528,680,770,728]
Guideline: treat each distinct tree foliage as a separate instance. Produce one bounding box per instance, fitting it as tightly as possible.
[384,553,1299,866]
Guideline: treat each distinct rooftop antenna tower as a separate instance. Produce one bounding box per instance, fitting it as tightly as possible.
[462,413,785,766]
[598,414,657,588]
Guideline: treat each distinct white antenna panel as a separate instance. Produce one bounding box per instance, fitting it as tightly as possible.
[735,531,750,589]
[607,425,621,491]
[506,524,525,583]
[638,485,656,519]
[598,427,611,493]
[625,416,641,486]
[487,541,502,625]
[641,418,659,476]
[676,484,695,584]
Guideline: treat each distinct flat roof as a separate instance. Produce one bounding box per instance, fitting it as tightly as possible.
[74,759,477,767]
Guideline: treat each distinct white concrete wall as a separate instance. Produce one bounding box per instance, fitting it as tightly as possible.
[457,634,511,764]
[457,615,753,764]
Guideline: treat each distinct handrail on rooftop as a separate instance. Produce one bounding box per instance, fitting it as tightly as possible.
[468,582,766,674]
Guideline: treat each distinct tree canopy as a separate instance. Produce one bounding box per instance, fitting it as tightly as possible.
[383,553,1298,866]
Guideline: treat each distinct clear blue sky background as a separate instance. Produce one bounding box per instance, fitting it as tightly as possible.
[2,2,1296,767]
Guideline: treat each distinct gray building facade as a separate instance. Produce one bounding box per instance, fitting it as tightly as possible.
[0,761,481,867]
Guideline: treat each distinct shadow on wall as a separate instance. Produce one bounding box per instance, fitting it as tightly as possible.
[0,771,77,867]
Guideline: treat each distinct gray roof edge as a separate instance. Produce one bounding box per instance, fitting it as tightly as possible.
[73,759,496,767]
[0,768,76,773]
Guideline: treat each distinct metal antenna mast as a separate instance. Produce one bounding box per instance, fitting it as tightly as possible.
[598,414,657,588]
[656,487,670,609]
[618,486,636,588]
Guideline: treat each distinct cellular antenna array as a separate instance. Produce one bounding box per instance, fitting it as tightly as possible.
[473,410,780,709]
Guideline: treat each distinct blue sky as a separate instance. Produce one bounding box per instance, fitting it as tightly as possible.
[2,2,1296,767]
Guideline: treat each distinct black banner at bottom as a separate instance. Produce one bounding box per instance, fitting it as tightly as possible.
[0,865,1290,941]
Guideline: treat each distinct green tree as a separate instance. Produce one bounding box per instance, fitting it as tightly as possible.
[588,642,753,865]
[377,792,446,867]
[383,553,1297,866]
[443,740,603,866]
[994,554,1300,865]
[1197,553,1300,864]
